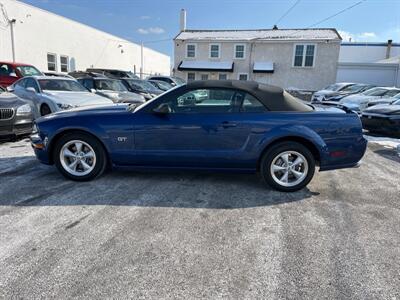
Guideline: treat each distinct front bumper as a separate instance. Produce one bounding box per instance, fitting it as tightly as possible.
[361,114,400,134]
[30,132,51,164]
[0,116,33,140]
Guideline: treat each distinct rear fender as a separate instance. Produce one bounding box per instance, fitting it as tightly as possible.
[257,125,329,160]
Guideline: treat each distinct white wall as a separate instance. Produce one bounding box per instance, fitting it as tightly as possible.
[339,43,400,63]
[0,0,170,75]
[337,62,400,87]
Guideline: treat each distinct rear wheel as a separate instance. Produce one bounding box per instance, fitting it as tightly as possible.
[54,133,107,181]
[260,142,315,192]
[40,104,52,116]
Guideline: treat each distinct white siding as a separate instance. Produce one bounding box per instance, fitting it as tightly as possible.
[0,0,170,75]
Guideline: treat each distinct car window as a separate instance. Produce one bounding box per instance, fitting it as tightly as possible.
[241,93,267,112]
[0,64,14,76]
[95,79,127,92]
[16,66,42,76]
[81,79,94,90]
[25,78,40,92]
[14,78,27,88]
[325,83,343,91]
[38,79,88,92]
[384,89,400,97]
[362,88,387,96]
[169,88,241,113]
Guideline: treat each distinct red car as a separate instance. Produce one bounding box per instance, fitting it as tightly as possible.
[0,61,43,88]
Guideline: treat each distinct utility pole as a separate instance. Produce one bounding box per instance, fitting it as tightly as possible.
[10,18,16,62]
[140,42,144,79]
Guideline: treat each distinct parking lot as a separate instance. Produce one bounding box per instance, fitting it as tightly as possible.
[0,137,399,299]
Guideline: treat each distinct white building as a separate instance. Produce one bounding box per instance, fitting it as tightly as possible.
[173,10,341,91]
[0,0,170,76]
[337,41,400,87]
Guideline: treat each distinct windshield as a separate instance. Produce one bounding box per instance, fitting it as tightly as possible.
[39,79,88,92]
[341,84,366,93]
[16,66,42,76]
[324,83,345,91]
[362,88,388,96]
[172,77,186,85]
[384,89,400,97]
[153,80,172,90]
[95,79,127,92]
[126,79,159,92]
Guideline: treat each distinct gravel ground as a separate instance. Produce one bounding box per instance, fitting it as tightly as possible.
[0,138,399,299]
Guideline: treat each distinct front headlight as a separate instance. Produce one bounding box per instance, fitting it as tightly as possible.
[16,104,32,115]
[57,103,73,110]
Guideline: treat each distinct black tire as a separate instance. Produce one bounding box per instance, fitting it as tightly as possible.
[40,104,52,116]
[53,132,107,181]
[260,141,315,192]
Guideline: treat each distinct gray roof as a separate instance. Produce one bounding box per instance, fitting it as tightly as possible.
[175,28,341,41]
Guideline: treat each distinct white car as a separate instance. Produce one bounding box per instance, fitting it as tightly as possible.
[311,82,355,103]
[8,76,114,118]
[339,87,400,112]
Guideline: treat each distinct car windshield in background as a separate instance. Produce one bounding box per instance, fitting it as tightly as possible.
[154,81,172,90]
[127,80,159,92]
[39,79,88,92]
[341,84,367,93]
[384,89,400,97]
[95,79,127,92]
[16,66,42,76]
[362,88,388,96]
[325,83,347,91]
[172,77,186,85]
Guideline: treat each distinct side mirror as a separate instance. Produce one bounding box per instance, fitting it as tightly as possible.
[153,103,172,114]
[90,88,96,93]
[6,86,14,92]
[26,87,36,93]
[9,72,17,77]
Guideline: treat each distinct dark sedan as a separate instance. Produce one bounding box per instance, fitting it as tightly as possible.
[361,99,400,135]
[30,80,367,192]
[0,92,33,141]
[147,79,173,91]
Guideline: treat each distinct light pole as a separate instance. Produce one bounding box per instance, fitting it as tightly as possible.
[140,42,144,79]
[10,18,16,62]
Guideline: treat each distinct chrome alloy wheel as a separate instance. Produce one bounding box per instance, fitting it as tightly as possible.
[270,151,308,187]
[59,140,96,176]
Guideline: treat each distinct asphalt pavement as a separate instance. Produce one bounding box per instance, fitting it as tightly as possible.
[0,138,399,299]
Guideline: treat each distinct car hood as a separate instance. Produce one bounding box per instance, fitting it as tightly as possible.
[97,90,145,103]
[42,91,113,106]
[363,104,400,115]
[0,92,28,108]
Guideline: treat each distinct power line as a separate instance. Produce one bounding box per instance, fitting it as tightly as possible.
[274,0,301,26]
[308,0,366,28]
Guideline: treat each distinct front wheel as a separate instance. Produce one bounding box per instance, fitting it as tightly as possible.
[260,142,315,192]
[54,133,107,181]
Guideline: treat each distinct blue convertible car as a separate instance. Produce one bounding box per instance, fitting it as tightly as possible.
[31,80,367,192]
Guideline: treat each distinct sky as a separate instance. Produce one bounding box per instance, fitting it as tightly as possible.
[21,0,400,57]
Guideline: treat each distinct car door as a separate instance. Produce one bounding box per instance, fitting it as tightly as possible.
[132,87,253,168]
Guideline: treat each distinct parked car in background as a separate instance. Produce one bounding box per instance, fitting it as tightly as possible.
[77,76,145,104]
[366,93,400,108]
[86,68,139,79]
[0,86,5,93]
[0,92,33,140]
[147,75,185,87]
[314,83,375,103]
[9,76,113,118]
[339,87,400,112]
[147,79,174,91]
[361,99,400,135]
[31,80,367,192]
[311,82,355,103]
[44,72,74,79]
[120,79,163,100]
[0,61,43,87]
